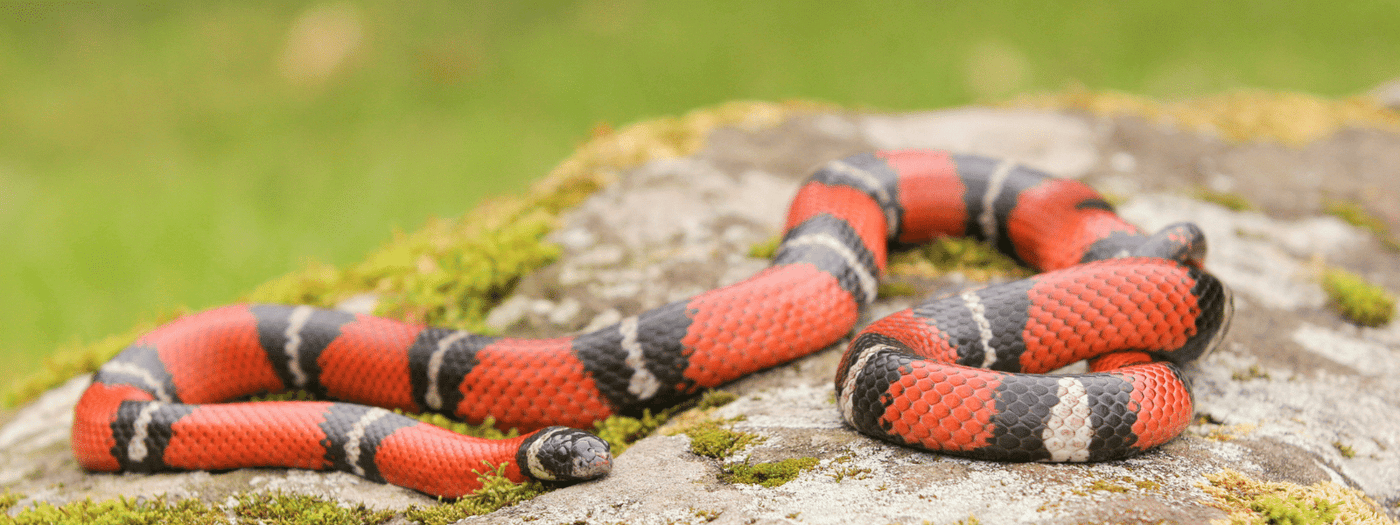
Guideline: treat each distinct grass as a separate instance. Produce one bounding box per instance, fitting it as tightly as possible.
[5,1,1400,386]
[3,97,800,405]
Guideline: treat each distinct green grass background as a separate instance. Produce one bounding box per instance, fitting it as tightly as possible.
[2,0,1398,387]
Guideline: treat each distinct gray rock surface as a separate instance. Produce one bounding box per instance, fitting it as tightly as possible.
[3,105,1399,523]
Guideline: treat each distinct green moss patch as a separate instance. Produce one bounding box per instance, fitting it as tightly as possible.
[679,418,764,460]
[668,413,816,489]
[1333,442,1357,459]
[1324,199,1400,252]
[403,413,517,440]
[2,465,542,524]
[875,281,923,298]
[828,465,872,482]
[1017,88,1400,146]
[1088,480,1130,493]
[1232,365,1272,382]
[719,457,820,488]
[1321,267,1396,328]
[747,234,784,259]
[1202,423,1258,443]
[754,233,1028,289]
[593,408,679,457]
[691,508,722,522]
[593,389,739,456]
[401,463,546,525]
[886,237,1032,283]
[1195,187,1256,212]
[1200,469,1395,525]
[1071,476,1162,497]
[1135,480,1162,491]
[5,492,395,525]
[694,390,739,409]
[1,489,19,514]
[751,226,1029,291]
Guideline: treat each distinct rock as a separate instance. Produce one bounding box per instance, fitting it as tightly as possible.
[1371,77,1400,112]
[3,106,1398,523]
[859,108,1102,178]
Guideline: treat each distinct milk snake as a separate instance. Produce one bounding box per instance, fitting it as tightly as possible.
[72,149,1233,498]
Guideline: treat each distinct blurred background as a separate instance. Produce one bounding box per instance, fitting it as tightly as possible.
[2,0,1397,387]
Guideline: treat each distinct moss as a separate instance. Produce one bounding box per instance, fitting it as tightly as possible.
[681,419,765,460]
[1,489,20,514]
[591,389,739,456]
[8,495,220,525]
[719,457,820,488]
[4,100,824,409]
[229,492,396,525]
[1016,87,1400,145]
[885,237,1031,283]
[1200,469,1395,525]
[248,390,323,402]
[1194,187,1256,212]
[1320,267,1396,328]
[1324,199,1400,252]
[1203,423,1258,442]
[400,412,517,440]
[593,407,677,457]
[666,411,815,489]
[1088,480,1129,493]
[691,508,722,522]
[695,389,738,410]
[828,465,872,482]
[747,234,783,259]
[1324,199,1389,234]
[753,211,1028,292]
[401,463,546,525]
[1333,442,1357,459]
[1251,494,1340,525]
[4,491,394,525]
[877,281,922,298]
[1232,365,1271,382]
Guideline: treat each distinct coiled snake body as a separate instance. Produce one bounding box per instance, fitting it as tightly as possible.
[72,149,1233,497]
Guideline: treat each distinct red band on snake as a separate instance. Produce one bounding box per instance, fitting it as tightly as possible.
[71,149,1233,497]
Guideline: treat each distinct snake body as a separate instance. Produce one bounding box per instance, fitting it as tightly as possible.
[72,149,1233,497]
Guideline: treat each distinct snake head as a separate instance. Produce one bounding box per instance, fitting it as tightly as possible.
[516,426,613,482]
[1132,222,1209,267]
